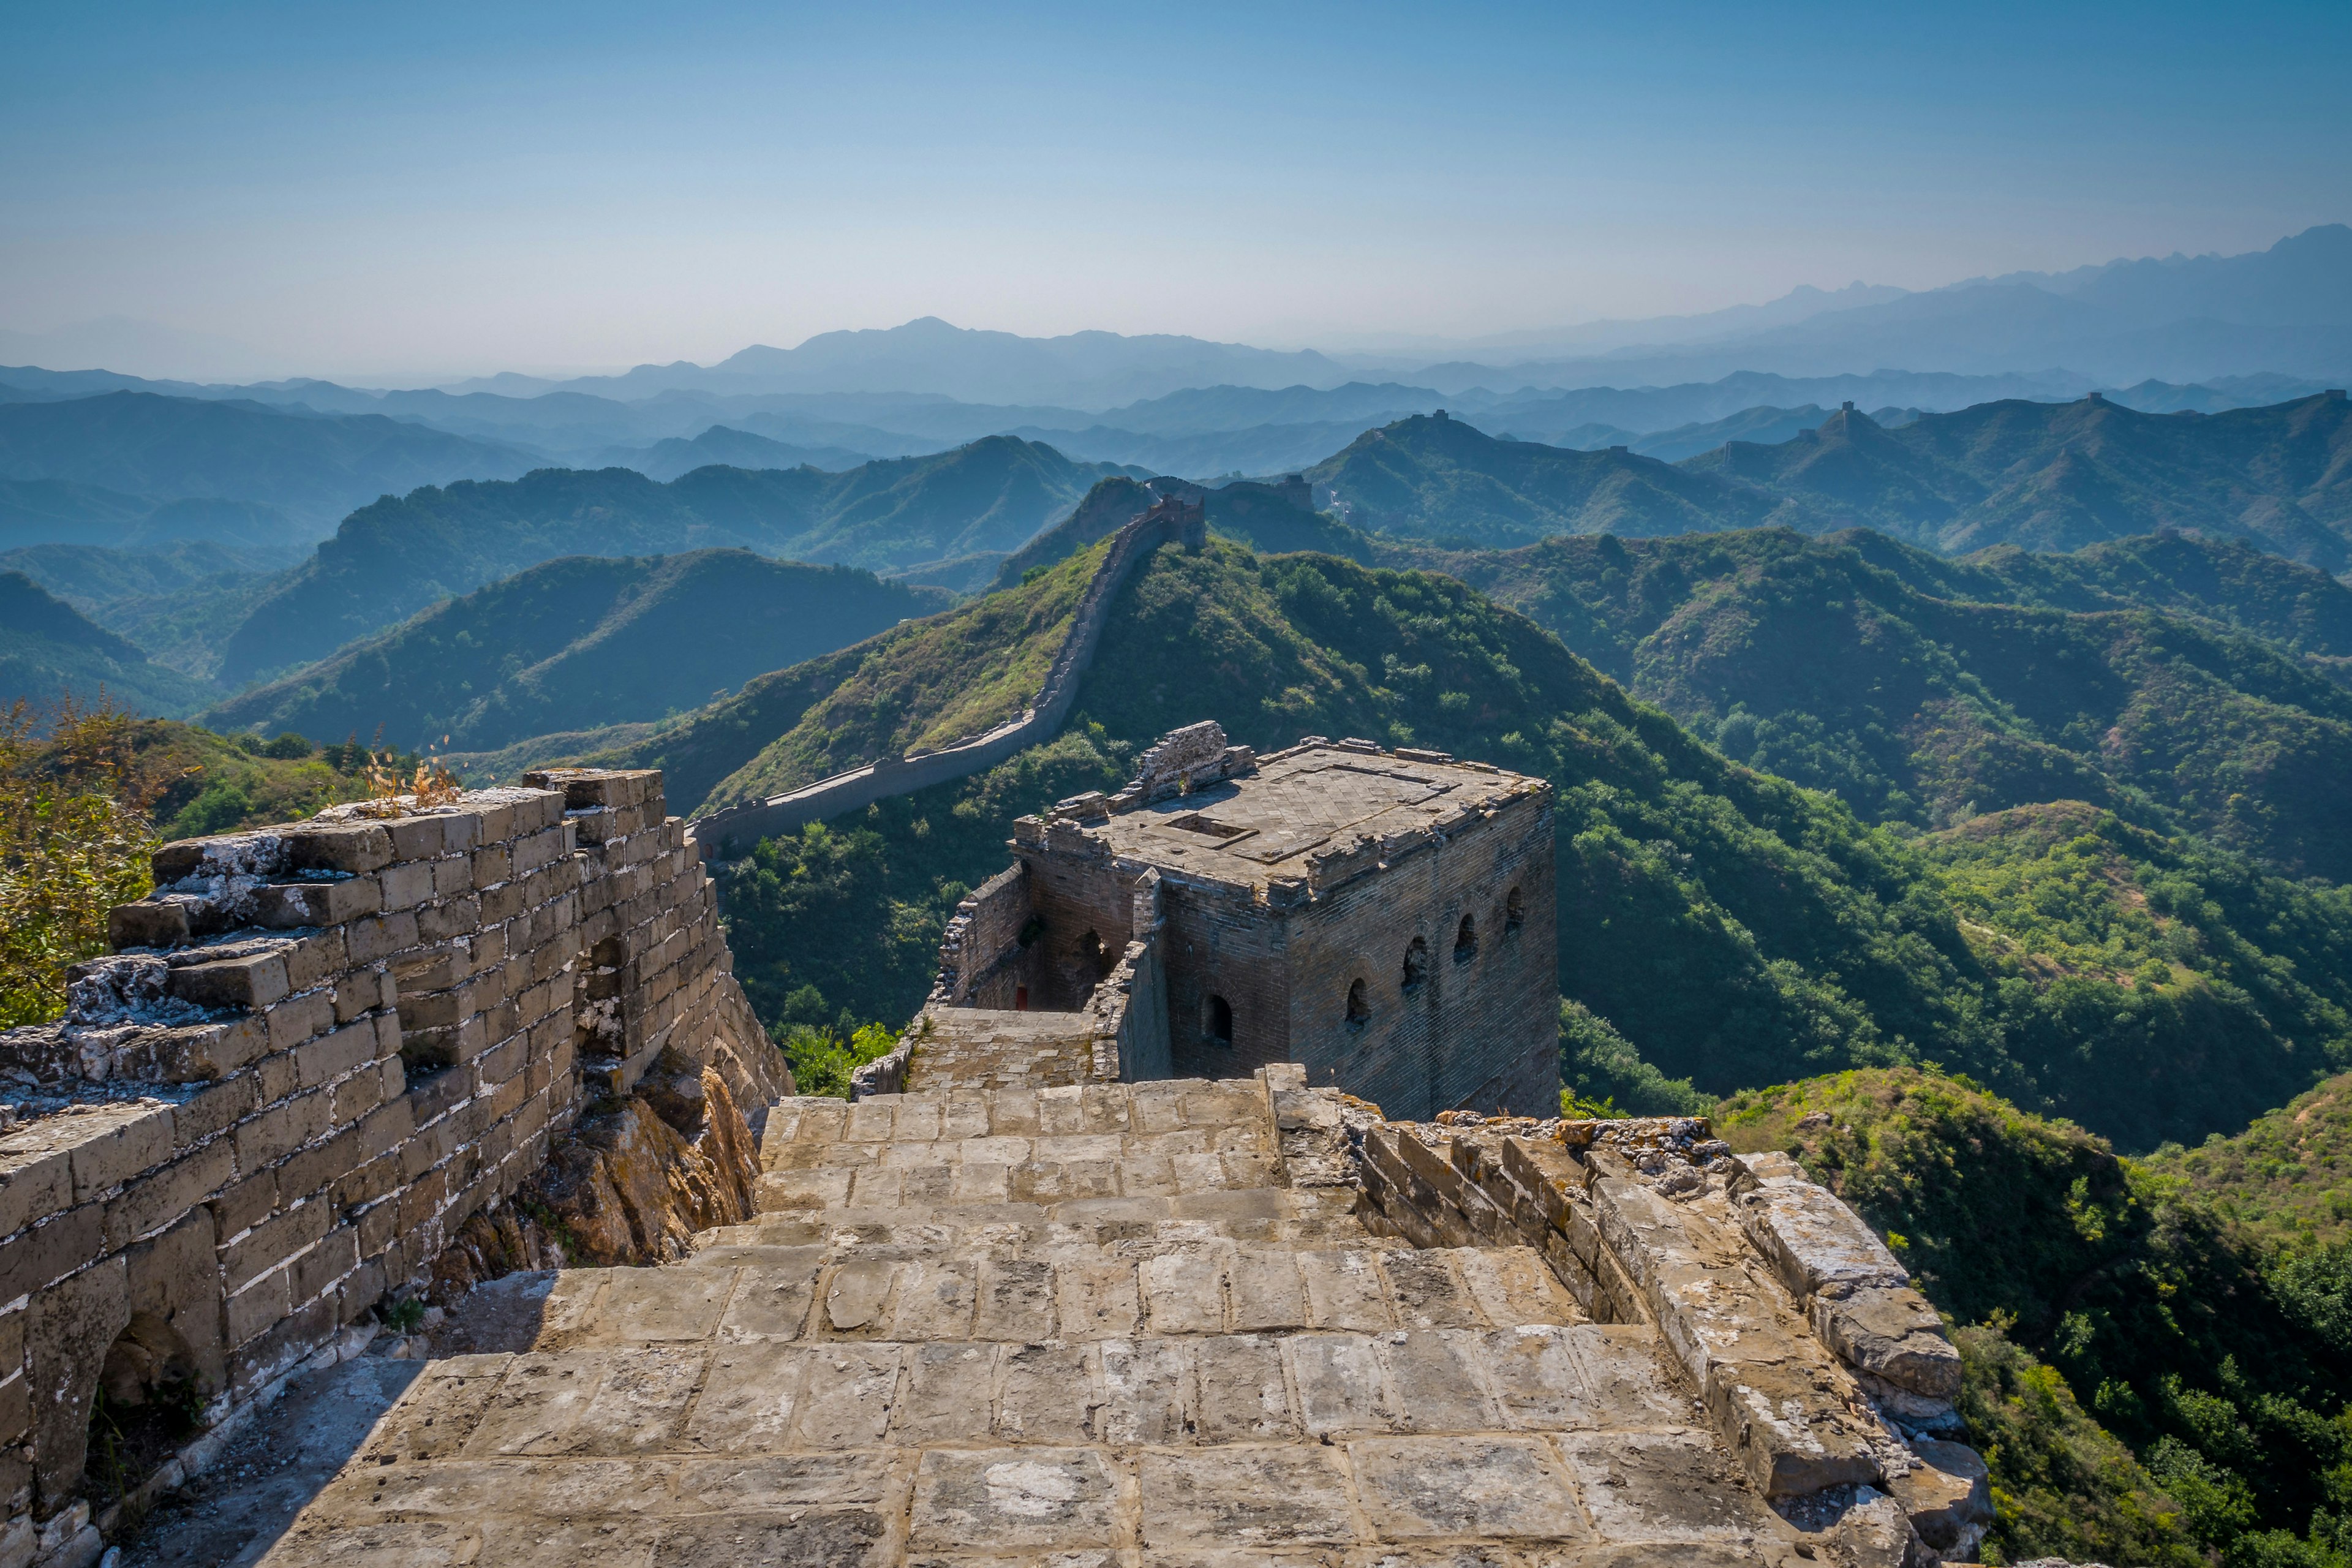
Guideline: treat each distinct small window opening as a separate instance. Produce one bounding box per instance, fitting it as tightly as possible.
[1453,913,1478,963]
[1345,978,1370,1030]
[1401,937,1429,995]
[1504,886,1525,933]
[1014,985,1029,1011]
[1207,994,1234,1044]
[1079,930,1110,978]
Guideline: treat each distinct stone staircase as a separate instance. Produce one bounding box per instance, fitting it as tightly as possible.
[247,1070,1910,1565]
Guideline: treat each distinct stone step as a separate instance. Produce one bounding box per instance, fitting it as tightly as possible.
[752,1150,1302,1215]
[540,1240,1581,1347]
[282,1321,1814,1568]
[361,1322,1684,1463]
[761,1079,1272,1161]
[761,1122,1279,1175]
[694,1199,1370,1257]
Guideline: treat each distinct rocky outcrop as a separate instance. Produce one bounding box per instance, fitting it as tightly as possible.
[427,1053,761,1295]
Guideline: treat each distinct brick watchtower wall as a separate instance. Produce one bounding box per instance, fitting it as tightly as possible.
[0,769,785,1567]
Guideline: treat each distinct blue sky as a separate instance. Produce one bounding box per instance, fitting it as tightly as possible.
[2,0,2347,378]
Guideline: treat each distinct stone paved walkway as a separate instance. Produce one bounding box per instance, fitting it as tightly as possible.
[252,1075,1825,1565]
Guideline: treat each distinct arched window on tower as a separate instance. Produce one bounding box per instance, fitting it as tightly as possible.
[1345,978,1370,1029]
[1453,913,1478,963]
[1504,886,1525,934]
[1401,937,1429,995]
[1205,994,1234,1045]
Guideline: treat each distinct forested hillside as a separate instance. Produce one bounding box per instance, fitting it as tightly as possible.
[0,571,219,717]
[1721,1067,2352,1566]
[1405,526,2352,879]
[203,549,949,752]
[214,437,1132,680]
[1319,391,2352,565]
[655,532,2352,1155]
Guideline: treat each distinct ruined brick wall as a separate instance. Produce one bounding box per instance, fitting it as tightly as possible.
[1351,1112,1990,1557]
[1280,783,1558,1119]
[1017,831,1155,1013]
[0,769,785,1563]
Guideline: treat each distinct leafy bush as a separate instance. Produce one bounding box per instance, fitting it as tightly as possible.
[1557,998,1708,1115]
[1953,1320,2200,1566]
[0,698,162,1027]
[775,1020,901,1099]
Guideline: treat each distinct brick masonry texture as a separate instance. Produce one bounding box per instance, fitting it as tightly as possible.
[247,1051,1989,1566]
[0,769,787,1567]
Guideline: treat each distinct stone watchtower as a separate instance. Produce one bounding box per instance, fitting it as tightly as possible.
[869,722,1559,1121]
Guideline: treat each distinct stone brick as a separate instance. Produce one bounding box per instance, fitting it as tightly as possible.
[345,911,421,964]
[208,1171,276,1243]
[104,1139,233,1251]
[282,823,394,874]
[66,1107,174,1204]
[222,1199,330,1294]
[265,989,336,1055]
[168,949,289,1011]
[377,862,435,911]
[253,1050,299,1106]
[0,1204,102,1303]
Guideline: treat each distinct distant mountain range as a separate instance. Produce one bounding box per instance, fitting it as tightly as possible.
[0,391,537,535]
[212,437,1137,683]
[442,317,1355,409]
[1387,225,2352,391]
[1315,392,2352,566]
[1399,527,2352,878]
[204,549,948,752]
[595,425,882,482]
[3,355,2335,500]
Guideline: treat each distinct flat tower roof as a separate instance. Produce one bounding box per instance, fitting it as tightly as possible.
[1073,742,1544,890]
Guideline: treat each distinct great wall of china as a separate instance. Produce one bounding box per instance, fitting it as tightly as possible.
[686,495,1210,856]
[0,737,1996,1564]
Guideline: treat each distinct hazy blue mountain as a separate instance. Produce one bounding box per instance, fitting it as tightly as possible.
[0,570,219,715]
[214,437,1134,681]
[1005,419,1393,481]
[1520,404,1920,461]
[0,539,285,605]
[1684,393,2352,564]
[1302,392,2352,565]
[0,540,295,679]
[0,391,541,532]
[1403,227,2352,390]
[600,425,880,481]
[205,549,949,752]
[1304,412,1797,544]
[439,317,1356,410]
[1458,369,2089,431]
[0,475,312,553]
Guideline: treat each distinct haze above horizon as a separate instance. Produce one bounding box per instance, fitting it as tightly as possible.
[4,0,2349,383]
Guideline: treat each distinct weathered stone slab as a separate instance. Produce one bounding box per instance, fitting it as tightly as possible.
[1349,1434,1589,1540]
[1193,1333,1295,1443]
[1139,1444,1359,1549]
[1551,1429,1796,1547]
[910,1447,1122,1553]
